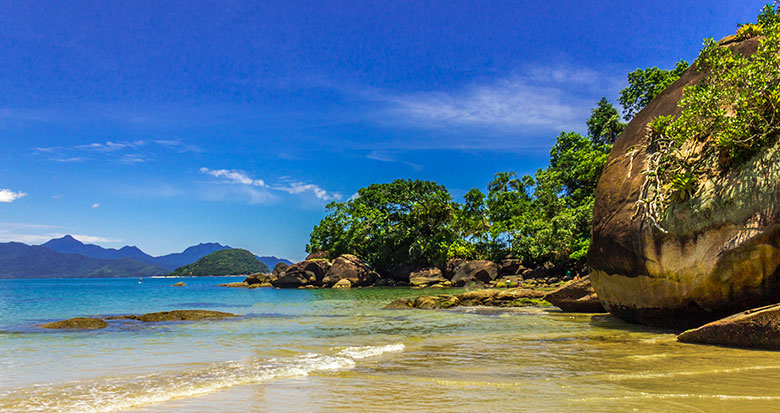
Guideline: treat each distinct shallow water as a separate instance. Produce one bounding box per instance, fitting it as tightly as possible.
[2,277,780,412]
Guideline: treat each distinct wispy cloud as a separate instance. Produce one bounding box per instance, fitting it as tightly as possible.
[366,150,422,171]
[200,167,266,187]
[33,139,202,164]
[91,203,100,208]
[0,222,121,244]
[363,64,623,149]
[200,167,341,202]
[0,189,26,203]
[271,181,342,202]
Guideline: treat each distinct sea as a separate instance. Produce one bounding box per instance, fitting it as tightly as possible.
[2,276,780,412]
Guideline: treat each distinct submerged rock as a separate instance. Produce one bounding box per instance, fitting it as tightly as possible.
[587,36,777,329]
[414,294,460,309]
[128,310,239,322]
[544,276,606,313]
[219,281,250,288]
[383,288,547,310]
[384,298,414,309]
[39,317,108,330]
[678,304,780,349]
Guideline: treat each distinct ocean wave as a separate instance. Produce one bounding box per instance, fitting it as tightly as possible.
[0,343,405,413]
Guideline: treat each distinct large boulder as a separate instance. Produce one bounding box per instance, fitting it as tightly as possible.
[498,258,526,276]
[409,267,447,287]
[306,251,331,260]
[272,262,289,277]
[586,36,779,329]
[321,254,378,287]
[451,260,498,287]
[443,258,466,280]
[543,276,606,313]
[245,272,274,285]
[678,304,780,349]
[273,271,317,288]
[273,259,332,288]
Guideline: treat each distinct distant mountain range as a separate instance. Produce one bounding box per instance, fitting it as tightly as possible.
[0,235,292,278]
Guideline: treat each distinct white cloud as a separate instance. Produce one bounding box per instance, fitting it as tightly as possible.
[200,167,341,202]
[272,181,342,202]
[364,64,624,149]
[0,189,26,203]
[200,167,266,187]
[33,139,201,164]
[154,139,203,153]
[91,203,100,208]
[71,234,122,243]
[366,150,422,171]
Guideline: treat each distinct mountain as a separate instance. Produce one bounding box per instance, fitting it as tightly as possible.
[42,235,155,262]
[152,242,230,270]
[0,242,168,278]
[255,255,293,270]
[40,236,292,271]
[167,249,270,276]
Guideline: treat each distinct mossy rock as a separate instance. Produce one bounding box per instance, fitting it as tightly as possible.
[39,317,108,330]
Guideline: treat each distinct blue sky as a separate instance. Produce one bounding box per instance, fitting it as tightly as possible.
[0,0,770,261]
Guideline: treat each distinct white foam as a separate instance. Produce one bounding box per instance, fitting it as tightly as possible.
[0,343,405,413]
[337,343,406,359]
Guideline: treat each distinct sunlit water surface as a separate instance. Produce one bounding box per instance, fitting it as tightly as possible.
[2,277,780,412]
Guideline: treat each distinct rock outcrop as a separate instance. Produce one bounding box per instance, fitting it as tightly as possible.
[587,36,778,329]
[39,317,108,329]
[678,304,780,349]
[543,276,605,313]
[450,260,498,287]
[321,254,377,287]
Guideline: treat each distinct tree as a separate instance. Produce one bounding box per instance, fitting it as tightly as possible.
[586,97,626,145]
[307,179,456,274]
[618,60,690,120]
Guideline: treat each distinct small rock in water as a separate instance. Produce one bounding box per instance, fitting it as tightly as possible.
[220,282,249,288]
[39,317,108,330]
[172,282,186,287]
[678,304,780,350]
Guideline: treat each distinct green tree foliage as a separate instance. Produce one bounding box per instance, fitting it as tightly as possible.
[637,3,780,226]
[308,99,617,272]
[618,60,690,120]
[168,249,269,276]
[587,97,626,145]
[307,179,457,274]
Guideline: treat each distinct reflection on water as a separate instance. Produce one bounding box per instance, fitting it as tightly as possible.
[2,278,780,412]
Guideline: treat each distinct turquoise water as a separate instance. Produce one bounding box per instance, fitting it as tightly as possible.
[3,277,780,412]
